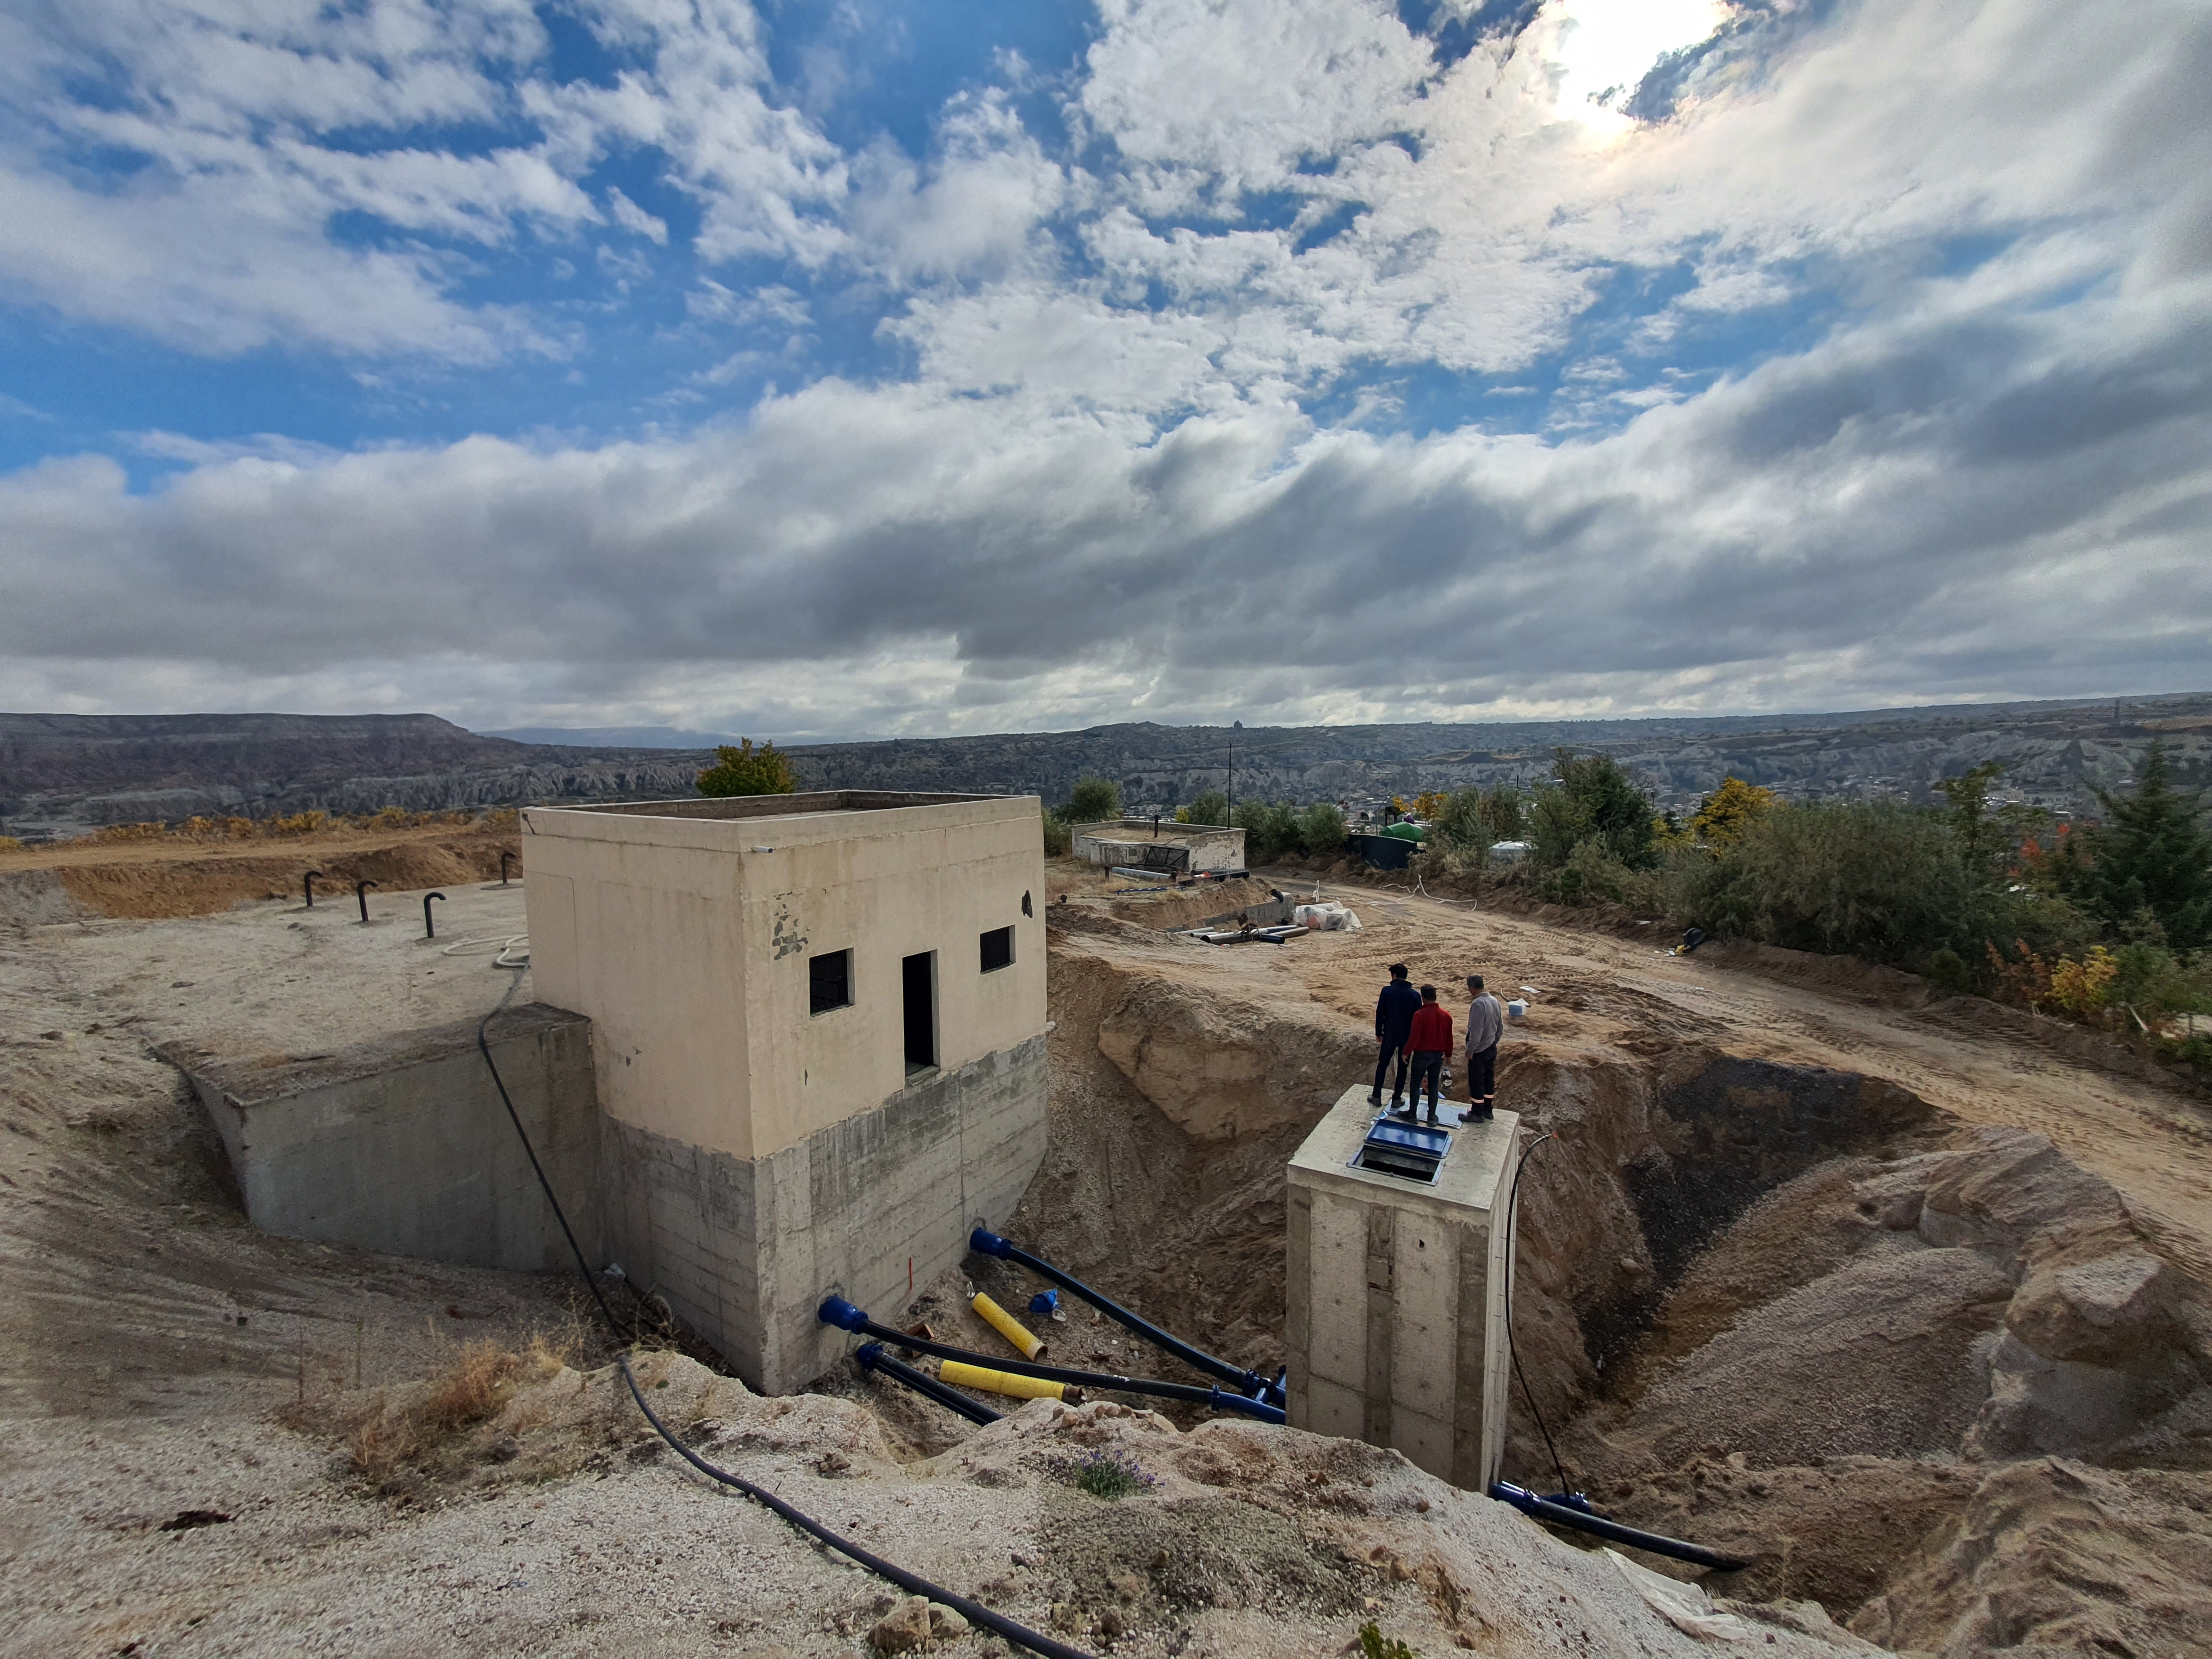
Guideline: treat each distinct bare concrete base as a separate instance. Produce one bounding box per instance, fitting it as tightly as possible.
[1287,1086,1520,1491]
[173,1002,602,1274]
[601,1032,1049,1393]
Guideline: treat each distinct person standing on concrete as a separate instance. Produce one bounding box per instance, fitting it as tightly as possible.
[1463,974,1503,1122]
[1403,985,1454,1123]
[1370,963,1421,1108]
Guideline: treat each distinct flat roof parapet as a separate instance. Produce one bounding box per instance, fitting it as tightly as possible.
[562,789,1011,821]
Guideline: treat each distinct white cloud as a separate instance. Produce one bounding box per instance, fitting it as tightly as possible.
[606,186,670,243]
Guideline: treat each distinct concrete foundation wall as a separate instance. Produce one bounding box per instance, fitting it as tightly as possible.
[180,1006,602,1274]
[1287,1087,1518,1491]
[600,1033,1049,1393]
[1070,821,1244,873]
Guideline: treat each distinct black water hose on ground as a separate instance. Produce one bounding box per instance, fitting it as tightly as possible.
[1489,1482,1749,1572]
[970,1228,1284,1407]
[820,1298,1287,1423]
[473,977,1094,1659]
[856,1343,1004,1426]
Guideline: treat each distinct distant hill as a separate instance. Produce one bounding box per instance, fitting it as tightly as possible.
[2,695,2206,840]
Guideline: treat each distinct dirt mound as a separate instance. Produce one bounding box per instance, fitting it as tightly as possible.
[1549,1122,2212,1650]
[43,831,516,918]
[1854,1460,2212,1657]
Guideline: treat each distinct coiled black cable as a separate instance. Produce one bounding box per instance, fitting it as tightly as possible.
[474,975,1094,1659]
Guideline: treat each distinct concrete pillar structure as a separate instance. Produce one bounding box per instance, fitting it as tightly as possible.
[523,790,1051,1393]
[1286,1086,1520,1490]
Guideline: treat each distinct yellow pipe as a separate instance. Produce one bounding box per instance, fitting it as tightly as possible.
[971,1292,1046,1359]
[939,1358,1071,1401]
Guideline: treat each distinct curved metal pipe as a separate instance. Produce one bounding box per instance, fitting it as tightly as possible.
[499,851,517,885]
[423,890,445,938]
[855,1342,1001,1426]
[356,878,378,923]
[1489,1482,1749,1572]
[303,870,323,908]
[819,1298,1285,1423]
[969,1229,1283,1407]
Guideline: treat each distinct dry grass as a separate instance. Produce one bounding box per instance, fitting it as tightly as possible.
[341,1329,588,1501]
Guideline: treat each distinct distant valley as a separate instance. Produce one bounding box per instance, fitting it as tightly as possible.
[2,694,2206,840]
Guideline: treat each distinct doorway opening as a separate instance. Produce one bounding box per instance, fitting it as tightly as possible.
[902,950,937,1075]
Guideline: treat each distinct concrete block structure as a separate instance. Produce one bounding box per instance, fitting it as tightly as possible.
[1070,818,1244,874]
[1286,1086,1521,1490]
[523,790,1050,1393]
[174,1003,601,1274]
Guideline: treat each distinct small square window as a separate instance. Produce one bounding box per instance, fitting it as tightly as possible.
[980,926,1015,974]
[809,949,853,1015]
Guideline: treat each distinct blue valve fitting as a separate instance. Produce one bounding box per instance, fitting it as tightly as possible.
[818,1295,868,1332]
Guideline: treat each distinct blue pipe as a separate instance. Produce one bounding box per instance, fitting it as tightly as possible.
[855,1342,1002,1427]
[969,1230,1285,1407]
[821,1299,1286,1423]
[1489,1481,1748,1571]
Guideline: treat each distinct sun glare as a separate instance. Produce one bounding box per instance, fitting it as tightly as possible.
[1547,0,1730,139]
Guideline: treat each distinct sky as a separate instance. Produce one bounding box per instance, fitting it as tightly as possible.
[0,0,2207,742]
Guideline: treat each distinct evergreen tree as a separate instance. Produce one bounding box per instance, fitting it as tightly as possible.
[2086,741,2212,951]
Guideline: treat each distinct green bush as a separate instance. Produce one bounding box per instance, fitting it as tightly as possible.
[1232,798,1301,861]
[1186,787,1230,827]
[1683,799,2074,967]
[1298,802,1347,857]
[1041,809,1071,857]
[696,738,798,798]
[1063,776,1122,825]
[1431,788,1491,853]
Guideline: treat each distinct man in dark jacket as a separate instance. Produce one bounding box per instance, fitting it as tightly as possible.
[1370,963,1420,1108]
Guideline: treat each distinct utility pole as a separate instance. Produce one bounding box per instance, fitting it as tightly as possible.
[1227,742,1234,820]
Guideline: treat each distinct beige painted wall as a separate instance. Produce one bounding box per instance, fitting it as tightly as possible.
[524,793,1048,1163]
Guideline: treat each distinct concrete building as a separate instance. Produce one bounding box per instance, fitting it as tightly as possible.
[523,790,1051,1393]
[1070,818,1244,874]
[1285,1086,1521,1491]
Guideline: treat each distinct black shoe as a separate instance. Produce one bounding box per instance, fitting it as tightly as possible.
[1368,1091,1382,1106]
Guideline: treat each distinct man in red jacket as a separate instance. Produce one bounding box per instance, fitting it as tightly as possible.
[1401,984,1453,1124]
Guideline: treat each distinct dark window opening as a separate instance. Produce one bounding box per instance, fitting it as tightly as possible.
[809,949,852,1016]
[902,950,937,1074]
[980,925,1014,974]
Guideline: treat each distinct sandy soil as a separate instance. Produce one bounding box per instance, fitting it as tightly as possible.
[0,820,519,921]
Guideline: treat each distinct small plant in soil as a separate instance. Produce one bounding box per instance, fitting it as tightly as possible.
[1358,1622,1416,1659]
[1063,1448,1156,1501]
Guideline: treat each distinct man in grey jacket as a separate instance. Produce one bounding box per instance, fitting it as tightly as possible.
[1463,974,1503,1121]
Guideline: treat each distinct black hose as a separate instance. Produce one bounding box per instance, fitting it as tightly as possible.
[971,1229,1279,1404]
[474,976,1093,1659]
[827,1307,1285,1422]
[1490,1483,1749,1572]
[856,1344,1004,1426]
[1501,1131,1570,1495]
